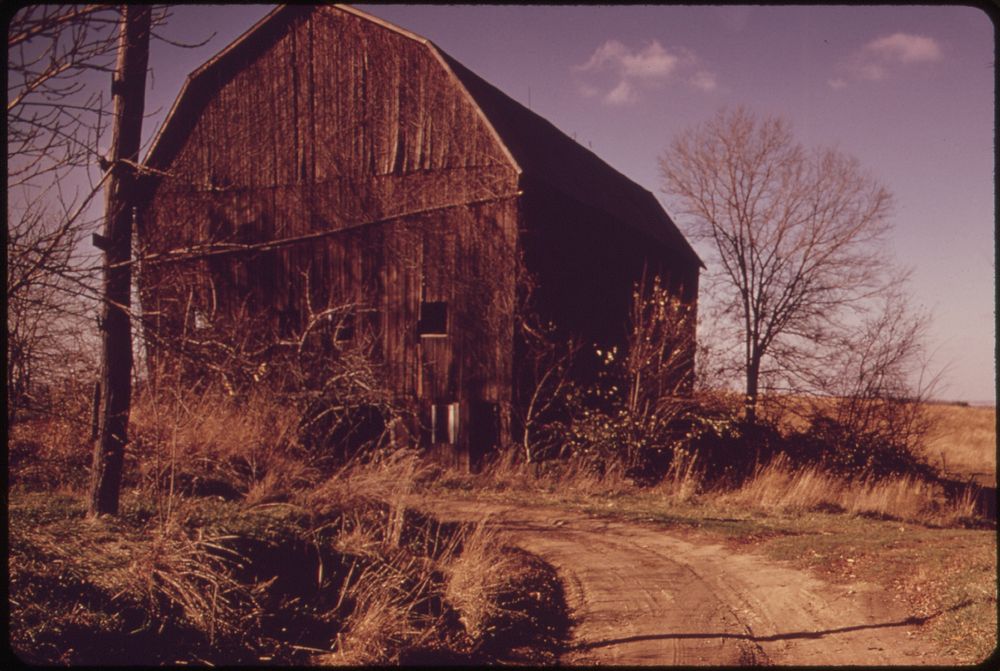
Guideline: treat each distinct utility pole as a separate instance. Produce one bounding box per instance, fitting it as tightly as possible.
[89,5,151,516]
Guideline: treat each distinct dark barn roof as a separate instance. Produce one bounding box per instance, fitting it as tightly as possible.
[441,53,702,267]
[143,4,703,268]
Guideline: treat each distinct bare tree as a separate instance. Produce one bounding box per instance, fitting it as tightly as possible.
[660,107,894,423]
[6,203,99,422]
[7,5,123,420]
[7,6,208,421]
[8,5,121,190]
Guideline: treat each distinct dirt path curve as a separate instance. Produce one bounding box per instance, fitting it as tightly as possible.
[412,498,951,666]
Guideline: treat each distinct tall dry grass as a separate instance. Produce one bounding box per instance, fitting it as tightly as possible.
[12,378,565,666]
[472,441,982,528]
[653,447,703,502]
[324,546,451,665]
[9,497,262,664]
[444,522,521,641]
[719,455,979,526]
[8,385,94,491]
[129,385,320,512]
[469,449,634,499]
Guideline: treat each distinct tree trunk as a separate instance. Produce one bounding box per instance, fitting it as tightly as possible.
[744,356,760,425]
[89,6,151,517]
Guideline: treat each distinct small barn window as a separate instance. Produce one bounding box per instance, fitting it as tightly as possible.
[431,402,459,444]
[418,301,448,337]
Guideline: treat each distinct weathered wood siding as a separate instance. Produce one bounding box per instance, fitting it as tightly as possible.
[139,7,519,432]
[138,5,701,470]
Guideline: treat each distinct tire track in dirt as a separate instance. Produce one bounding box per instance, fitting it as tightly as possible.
[415,499,951,666]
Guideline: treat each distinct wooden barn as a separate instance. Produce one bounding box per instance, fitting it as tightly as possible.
[137,4,702,469]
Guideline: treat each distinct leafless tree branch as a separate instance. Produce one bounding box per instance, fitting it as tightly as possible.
[660,106,896,422]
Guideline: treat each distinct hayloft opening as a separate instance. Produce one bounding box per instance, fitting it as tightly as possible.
[418,301,448,337]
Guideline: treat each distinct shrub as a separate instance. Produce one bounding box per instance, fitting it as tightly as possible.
[681,411,786,486]
[786,412,937,480]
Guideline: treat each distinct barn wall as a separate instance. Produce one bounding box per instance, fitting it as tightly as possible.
[518,176,700,385]
[138,7,519,461]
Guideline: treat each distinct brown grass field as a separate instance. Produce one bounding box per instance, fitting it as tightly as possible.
[922,403,996,482]
[7,391,997,664]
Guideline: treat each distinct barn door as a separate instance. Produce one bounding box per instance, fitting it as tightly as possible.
[468,400,499,472]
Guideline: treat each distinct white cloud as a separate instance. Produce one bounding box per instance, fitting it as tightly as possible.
[689,70,718,92]
[575,38,714,105]
[605,80,637,105]
[576,38,680,78]
[577,39,629,72]
[856,62,887,81]
[832,32,943,89]
[621,41,679,78]
[865,32,943,64]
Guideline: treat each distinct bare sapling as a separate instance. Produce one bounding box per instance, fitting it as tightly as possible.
[798,285,939,479]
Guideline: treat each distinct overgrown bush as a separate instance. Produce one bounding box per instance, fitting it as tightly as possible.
[681,410,785,486]
[520,273,697,483]
[673,393,938,486]
[142,289,410,471]
[8,380,95,491]
[561,400,677,483]
[786,412,937,480]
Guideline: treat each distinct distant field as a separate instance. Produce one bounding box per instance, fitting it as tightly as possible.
[762,395,995,483]
[922,403,996,482]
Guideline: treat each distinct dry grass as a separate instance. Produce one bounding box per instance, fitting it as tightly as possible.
[444,522,520,641]
[922,403,996,479]
[130,386,314,504]
[9,384,570,666]
[326,549,447,665]
[466,449,634,500]
[8,493,261,664]
[653,447,703,502]
[717,455,979,526]
[8,399,93,492]
[470,436,983,529]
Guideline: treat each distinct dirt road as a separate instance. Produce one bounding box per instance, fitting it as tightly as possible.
[416,499,952,666]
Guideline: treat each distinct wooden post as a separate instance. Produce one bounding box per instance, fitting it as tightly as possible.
[89,6,151,516]
[90,381,102,443]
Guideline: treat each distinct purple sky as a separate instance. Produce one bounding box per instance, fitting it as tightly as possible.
[144,4,995,403]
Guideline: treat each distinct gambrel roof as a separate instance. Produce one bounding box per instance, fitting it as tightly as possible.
[144,3,703,268]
